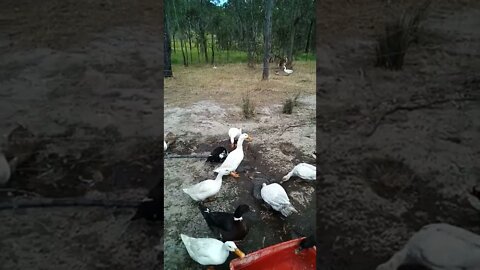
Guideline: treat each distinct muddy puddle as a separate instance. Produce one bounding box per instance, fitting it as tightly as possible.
[164,136,316,269]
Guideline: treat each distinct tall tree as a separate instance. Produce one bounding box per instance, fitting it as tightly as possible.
[164,9,173,77]
[262,0,273,80]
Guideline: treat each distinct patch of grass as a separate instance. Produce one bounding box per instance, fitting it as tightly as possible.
[242,94,255,119]
[282,98,294,114]
[171,47,248,65]
[282,91,302,114]
[375,0,432,70]
[297,53,316,62]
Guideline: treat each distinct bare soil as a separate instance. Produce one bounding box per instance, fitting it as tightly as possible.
[317,0,480,269]
[0,1,163,269]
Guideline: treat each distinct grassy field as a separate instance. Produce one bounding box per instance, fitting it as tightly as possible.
[164,61,316,107]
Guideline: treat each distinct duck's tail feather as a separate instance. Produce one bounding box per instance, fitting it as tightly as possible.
[280,204,298,217]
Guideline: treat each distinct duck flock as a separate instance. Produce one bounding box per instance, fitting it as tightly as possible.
[164,127,316,269]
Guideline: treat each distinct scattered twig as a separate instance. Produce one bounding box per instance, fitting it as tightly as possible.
[281,124,306,135]
[365,97,478,137]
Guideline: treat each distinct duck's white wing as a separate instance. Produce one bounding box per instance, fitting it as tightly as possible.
[298,163,316,170]
[261,184,291,209]
[296,163,316,180]
[183,179,218,199]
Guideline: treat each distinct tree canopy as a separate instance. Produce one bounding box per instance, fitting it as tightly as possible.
[165,0,315,66]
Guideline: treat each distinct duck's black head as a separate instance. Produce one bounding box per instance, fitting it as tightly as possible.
[233,204,250,218]
[397,264,432,270]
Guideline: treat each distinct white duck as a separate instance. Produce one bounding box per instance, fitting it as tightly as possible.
[180,234,245,268]
[228,128,242,149]
[283,64,293,74]
[214,133,252,179]
[0,152,11,186]
[183,168,230,202]
[376,223,480,270]
[281,163,316,183]
[261,182,298,217]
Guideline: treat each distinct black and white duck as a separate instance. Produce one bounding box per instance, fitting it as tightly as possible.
[199,204,250,241]
[206,147,228,163]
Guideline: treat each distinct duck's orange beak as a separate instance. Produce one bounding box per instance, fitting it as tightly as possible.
[234,248,246,258]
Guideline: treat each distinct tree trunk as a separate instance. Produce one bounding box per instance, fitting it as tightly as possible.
[196,37,201,63]
[201,30,208,64]
[172,34,176,53]
[180,36,188,67]
[287,6,300,68]
[262,0,273,80]
[226,42,230,63]
[164,16,173,77]
[188,28,193,64]
[211,34,215,65]
[304,19,314,54]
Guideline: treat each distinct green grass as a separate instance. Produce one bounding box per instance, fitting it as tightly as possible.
[170,42,315,65]
[171,45,248,65]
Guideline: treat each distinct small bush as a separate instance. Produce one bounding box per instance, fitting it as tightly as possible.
[282,98,294,114]
[242,94,255,119]
[375,0,432,70]
[283,92,301,114]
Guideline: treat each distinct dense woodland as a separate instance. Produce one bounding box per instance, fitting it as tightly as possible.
[164,0,315,71]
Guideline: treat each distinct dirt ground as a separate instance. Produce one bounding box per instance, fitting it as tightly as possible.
[317,0,480,269]
[163,58,316,269]
[0,1,163,270]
